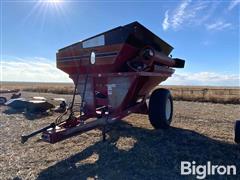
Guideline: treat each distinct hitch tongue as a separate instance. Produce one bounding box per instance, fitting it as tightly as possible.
[21,123,56,144]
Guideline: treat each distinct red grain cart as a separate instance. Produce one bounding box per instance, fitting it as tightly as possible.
[22,22,185,144]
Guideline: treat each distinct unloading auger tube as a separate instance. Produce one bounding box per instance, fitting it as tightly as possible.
[127,46,184,71]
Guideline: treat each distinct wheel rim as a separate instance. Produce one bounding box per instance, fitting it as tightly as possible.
[165,97,171,120]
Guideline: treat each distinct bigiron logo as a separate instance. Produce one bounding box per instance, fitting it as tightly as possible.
[181,161,237,179]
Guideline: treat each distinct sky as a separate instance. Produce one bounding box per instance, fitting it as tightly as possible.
[0,0,239,86]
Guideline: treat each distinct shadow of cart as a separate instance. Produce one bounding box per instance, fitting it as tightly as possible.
[37,121,240,180]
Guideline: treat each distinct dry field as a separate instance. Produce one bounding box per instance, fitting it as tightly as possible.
[164,85,240,104]
[1,82,239,104]
[0,91,240,180]
[0,82,74,95]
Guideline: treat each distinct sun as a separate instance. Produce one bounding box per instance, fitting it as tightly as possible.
[45,0,63,4]
[38,0,63,5]
[41,0,63,4]
[40,0,64,9]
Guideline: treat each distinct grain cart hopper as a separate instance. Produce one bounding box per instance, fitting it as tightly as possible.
[21,22,185,144]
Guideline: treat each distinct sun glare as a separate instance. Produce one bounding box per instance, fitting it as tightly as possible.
[24,0,68,31]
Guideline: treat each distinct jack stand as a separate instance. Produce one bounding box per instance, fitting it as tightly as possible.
[102,126,106,142]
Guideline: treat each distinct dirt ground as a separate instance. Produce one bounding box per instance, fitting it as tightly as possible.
[0,92,240,180]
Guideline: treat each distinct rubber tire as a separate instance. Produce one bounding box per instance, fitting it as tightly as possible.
[148,88,173,129]
[0,97,7,105]
[234,120,240,143]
